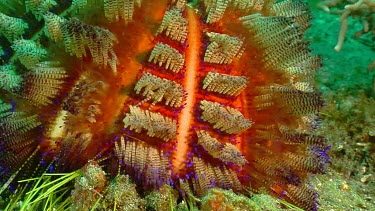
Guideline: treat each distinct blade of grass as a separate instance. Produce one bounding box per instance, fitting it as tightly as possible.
[278,199,305,211]
[55,196,72,211]
[6,185,28,211]
[169,193,174,211]
[21,173,51,208]
[43,173,76,176]
[31,172,80,204]
[26,171,79,196]
[49,187,71,208]
[43,192,50,211]
[90,197,102,211]
[18,177,41,183]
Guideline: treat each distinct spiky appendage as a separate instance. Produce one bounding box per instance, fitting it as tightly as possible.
[0,61,67,107]
[0,0,328,210]
[0,100,42,195]
[0,13,28,42]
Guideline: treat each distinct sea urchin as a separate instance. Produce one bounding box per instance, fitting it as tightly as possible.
[0,0,329,210]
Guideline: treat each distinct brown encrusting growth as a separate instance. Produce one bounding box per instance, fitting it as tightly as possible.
[0,0,328,210]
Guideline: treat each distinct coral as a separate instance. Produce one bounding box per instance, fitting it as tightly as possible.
[145,184,179,211]
[70,161,107,211]
[0,0,328,210]
[103,174,146,211]
[201,188,285,211]
[71,162,146,211]
[201,189,234,211]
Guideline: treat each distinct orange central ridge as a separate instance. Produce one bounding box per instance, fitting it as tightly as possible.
[173,6,201,174]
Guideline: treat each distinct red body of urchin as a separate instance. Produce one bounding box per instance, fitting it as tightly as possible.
[0,1,328,210]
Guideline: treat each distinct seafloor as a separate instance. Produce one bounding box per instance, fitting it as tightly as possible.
[306,0,375,210]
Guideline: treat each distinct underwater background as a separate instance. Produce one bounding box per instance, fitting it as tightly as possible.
[0,0,374,210]
[305,0,375,210]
